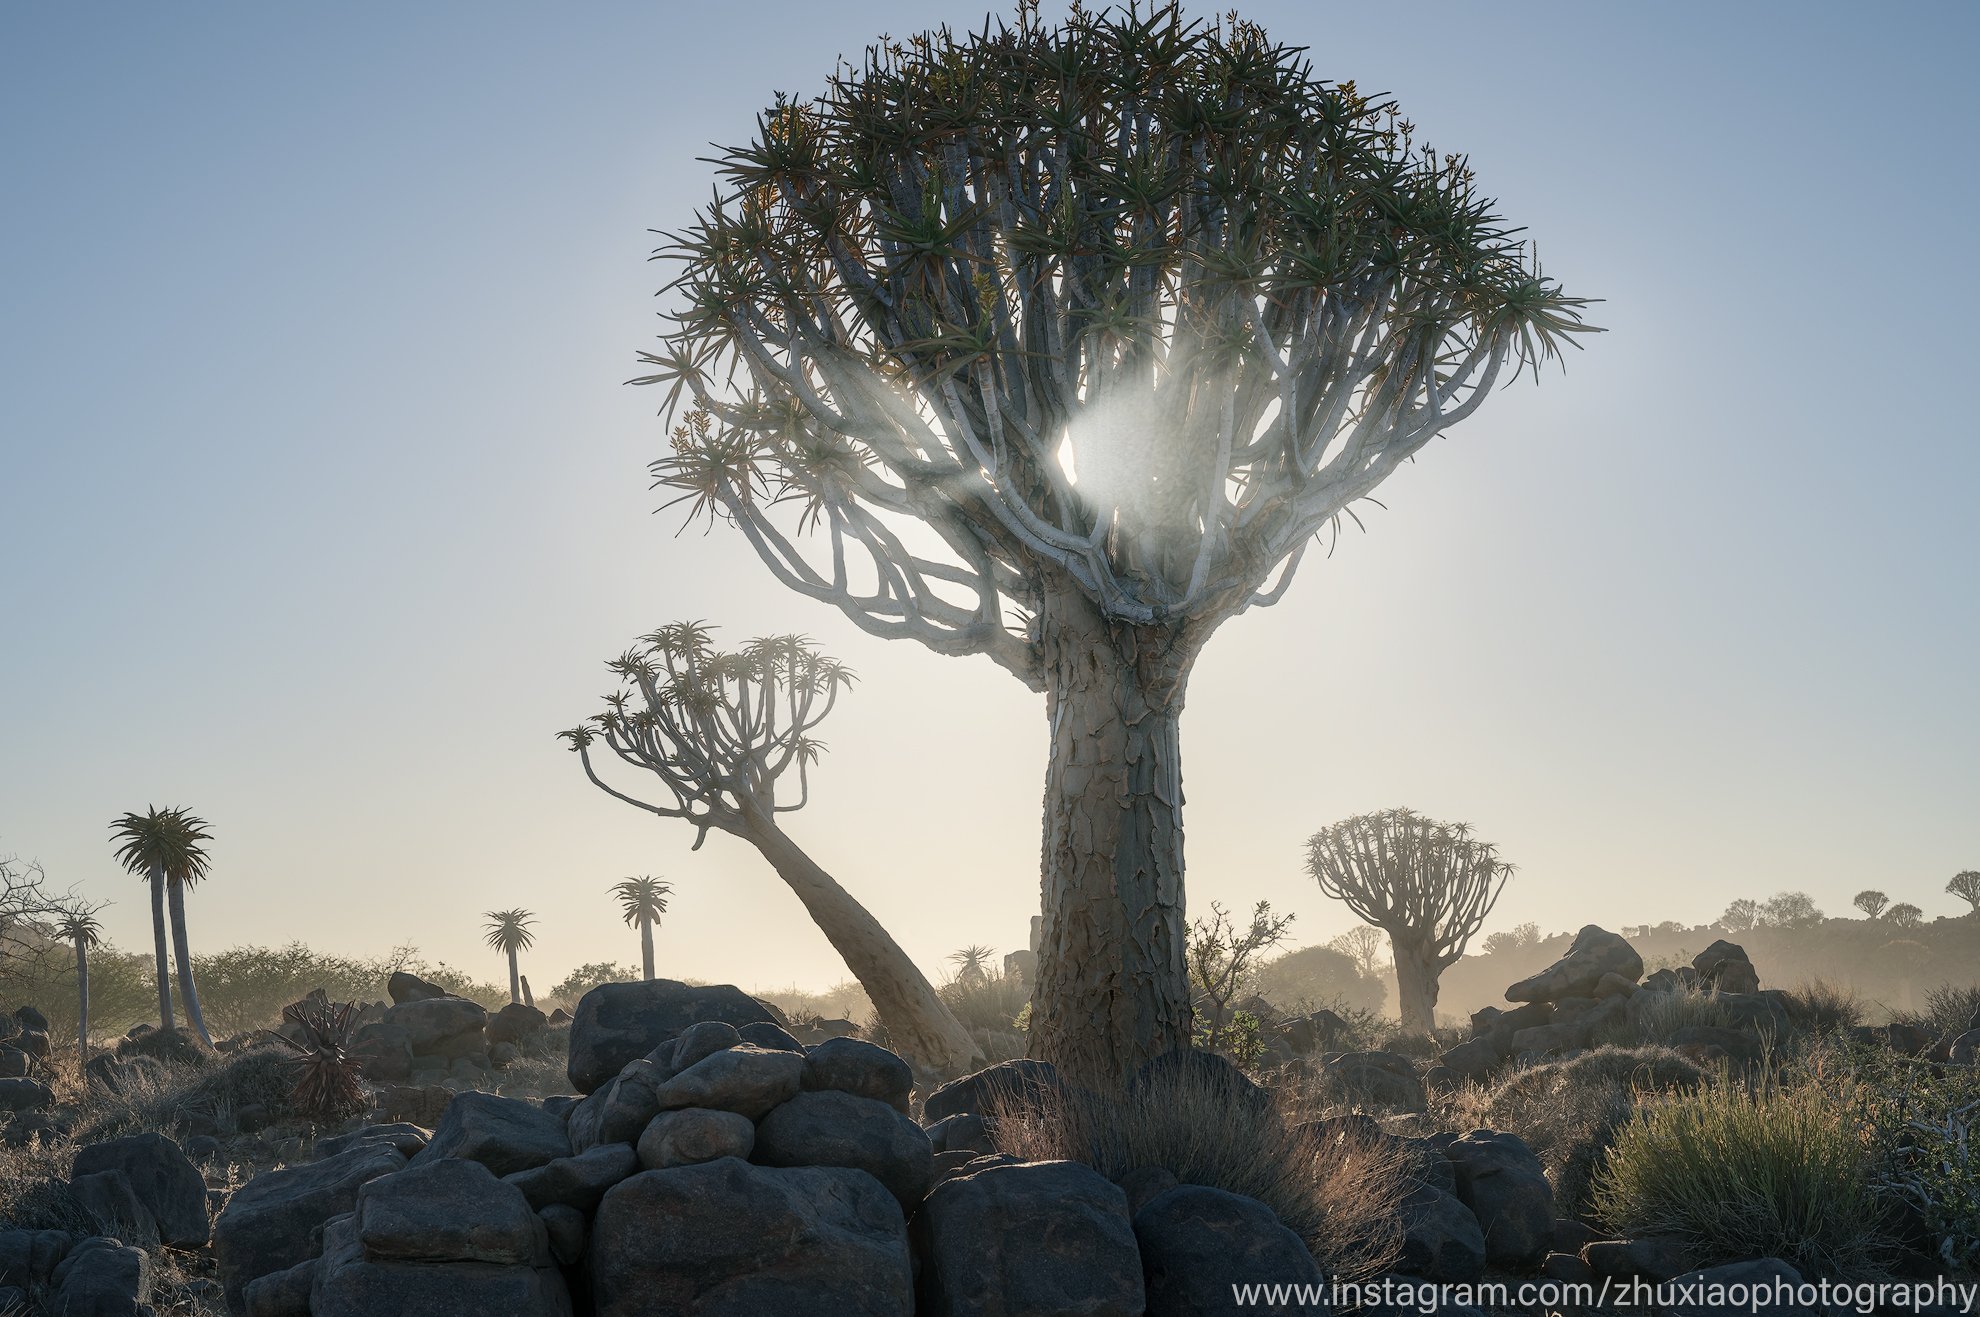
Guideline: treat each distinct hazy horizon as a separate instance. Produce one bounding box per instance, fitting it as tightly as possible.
[3,2,1975,998]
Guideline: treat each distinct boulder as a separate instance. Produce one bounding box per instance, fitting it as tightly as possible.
[1442,1131,1553,1270]
[311,1211,572,1317]
[539,1204,585,1268]
[1641,968,1681,993]
[1595,972,1639,999]
[356,1158,549,1266]
[71,1170,160,1247]
[1846,1023,1931,1056]
[1114,1165,1181,1215]
[1316,1051,1426,1112]
[0,1047,29,1078]
[916,1159,1143,1317]
[350,1022,415,1082]
[504,1142,639,1214]
[0,1078,53,1112]
[804,1037,915,1113]
[316,1123,430,1162]
[567,1064,663,1153]
[922,1058,1067,1123]
[636,1108,755,1171]
[386,971,449,1004]
[50,1235,150,1317]
[754,1089,935,1210]
[1133,1185,1323,1316]
[1950,1028,1980,1066]
[383,997,488,1055]
[1506,926,1643,1004]
[242,1259,316,1317]
[13,1006,48,1033]
[1437,1038,1501,1083]
[409,1092,571,1178]
[1582,1237,1691,1281]
[1396,1182,1487,1282]
[487,1003,548,1048]
[1666,1259,1814,1317]
[650,1044,805,1121]
[1131,1049,1271,1115]
[0,1228,73,1290]
[1690,941,1756,991]
[71,1132,210,1247]
[567,980,776,1094]
[923,1112,996,1157]
[738,1020,806,1054]
[658,1019,744,1076]
[590,1160,912,1317]
[214,1144,408,1315]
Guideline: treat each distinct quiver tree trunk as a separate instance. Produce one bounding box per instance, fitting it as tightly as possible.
[1026,586,1197,1091]
[742,808,982,1077]
[1389,934,1443,1037]
[167,880,212,1045]
[148,871,175,1033]
[507,953,522,1005]
[639,919,656,981]
[75,939,91,1064]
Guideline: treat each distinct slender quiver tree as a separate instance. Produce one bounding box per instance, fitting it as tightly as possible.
[484,909,536,1005]
[1304,807,1514,1035]
[55,906,104,1063]
[639,7,1593,1085]
[613,876,673,980]
[562,624,982,1075]
[110,806,213,1038]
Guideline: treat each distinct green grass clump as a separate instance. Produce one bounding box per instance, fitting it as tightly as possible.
[1592,1067,1896,1278]
[1594,985,1738,1048]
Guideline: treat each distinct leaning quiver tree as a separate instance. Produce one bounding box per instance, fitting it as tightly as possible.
[1304,807,1514,1035]
[639,4,1593,1085]
[561,623,981,1075]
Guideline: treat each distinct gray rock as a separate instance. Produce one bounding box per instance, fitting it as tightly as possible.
[0,1078,53,1112]
[1542,1251,1593,1284]
[0,1048,29,1079]
[637,1108,755,1170]
[1437,1038,1501,1083]
[1666,1259,1814,1317]
[651,1044,805,1121]
[310,1211,572,1317]
[1443,1131,1553,1269]
[1690,941,1755,989]
[387,971,449,1004]
[316,1122,430,1162]
[804,1037,915,1113]
[1396,1182,1486,1282]
[242,1258,316,1317]
[923,1058,1066,1123]
[487,1003,548,1047]
[70,1170,159,1247]
[538,1204,585,1268]
[1582,1237,1691,1281]
[13,1006,48,1033]
[754,1090,934,1210]
[924,1112,995,1157]
[737,1021,806,1053]
[1506,926,1643,1004]
[1133,1185,1323,1317]
[383,996,488,1054]
[567,1064,662,1153]
[504,1142,639,1213]
[0,1228,74,1289]
[590,1160,911,1317]
[350,1021,414,1082]
[1641,968,1681,992]
[1114,1166,1181,1215]
[1950,1028,1980,1066]
[567,980,775,1094]
[72,1132,211,1248]
[660,1020,743,1077]
[1131,1049,1271,1115]
[410,1092,571,1177]
[213,1143,408,1314]
[917,1159,1143,1317]
[356,1158,548,1266]
[1317,1051,1426,1112]
[50,1235,150,1317]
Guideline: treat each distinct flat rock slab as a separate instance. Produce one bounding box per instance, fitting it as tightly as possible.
[409,1092,570,1178]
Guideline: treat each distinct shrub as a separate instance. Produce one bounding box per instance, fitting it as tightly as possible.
[1594,986,1737,1048]
[1826,1040,1980,1272]
[991,1056,1407,1279]
[116,1026,213,1069]
[1440,1046,1704,1218]
[1591,1065,1898,1278]
[1780,979,1864,1036]
[1891,982,1980,1042]
[74,1044,299,1145]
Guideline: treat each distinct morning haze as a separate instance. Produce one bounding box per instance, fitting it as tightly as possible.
[2,1,1974,1004]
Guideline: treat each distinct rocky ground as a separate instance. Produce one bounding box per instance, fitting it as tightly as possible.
[1,934,1976,1316]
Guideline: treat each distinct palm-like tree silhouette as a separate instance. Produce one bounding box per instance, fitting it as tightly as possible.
[947,944,996,985]
[110,806,214,1039]
[483,908,537,1005]
[54,906,103,1063]
[611,877,672,981]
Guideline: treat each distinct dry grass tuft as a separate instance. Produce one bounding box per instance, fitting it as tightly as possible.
[1780,979,1865,1035]
[1438,1045,1706,1218]
[989,1057,1407,1279]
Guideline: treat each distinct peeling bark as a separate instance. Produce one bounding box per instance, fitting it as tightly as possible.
[743,809,983,1077]
[1027,583,1197,1090]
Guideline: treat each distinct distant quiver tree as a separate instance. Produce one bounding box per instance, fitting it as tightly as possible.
[562,623,981,1075]
[637,5,1594,1084]
[1304,807,1514,1034]
[613,876,673,980]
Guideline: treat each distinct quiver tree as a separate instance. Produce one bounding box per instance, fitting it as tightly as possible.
[1304,807,1514,1034]
[1948,870,1980,915]
[110,805,214,1040]
[1852,890,1889,919]
[638,6,1592,1085]
[561,623,982,1075]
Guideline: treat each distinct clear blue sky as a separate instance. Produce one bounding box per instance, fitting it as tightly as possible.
[3,3,1975,996]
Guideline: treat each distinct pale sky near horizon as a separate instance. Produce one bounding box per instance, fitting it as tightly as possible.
[3,3,1976,1000]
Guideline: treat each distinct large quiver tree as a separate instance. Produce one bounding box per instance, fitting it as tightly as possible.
[1304,807,1514,1035]
[561,624,981,1076]
[641,6,1592,1086]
